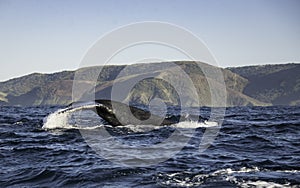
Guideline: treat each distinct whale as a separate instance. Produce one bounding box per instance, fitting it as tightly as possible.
[61,99,207,127]
[93,100,207,126]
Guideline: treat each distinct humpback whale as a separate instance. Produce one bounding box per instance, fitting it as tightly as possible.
[92,100,207,126]
[61,100,208,127]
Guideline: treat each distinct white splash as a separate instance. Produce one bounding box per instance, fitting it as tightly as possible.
[159,167,299,188]
[121,121,218,133]
[42,108,73,129]
[172,120,219,129]
[123,124,162,132]
[42,104,102,130]
[216,167,298,188]
[238,180,292,188]
[212,166,260,176]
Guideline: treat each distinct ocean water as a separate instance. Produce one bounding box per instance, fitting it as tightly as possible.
[0,105,299,187]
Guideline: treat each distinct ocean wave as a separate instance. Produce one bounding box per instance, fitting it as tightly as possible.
[157,167,300,187]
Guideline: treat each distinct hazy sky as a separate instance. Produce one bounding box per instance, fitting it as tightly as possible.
[0,0,299,81]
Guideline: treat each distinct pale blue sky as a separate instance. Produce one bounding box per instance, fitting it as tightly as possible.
[0,0,299,81]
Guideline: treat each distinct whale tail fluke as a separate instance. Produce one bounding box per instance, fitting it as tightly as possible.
[61,99,208,127]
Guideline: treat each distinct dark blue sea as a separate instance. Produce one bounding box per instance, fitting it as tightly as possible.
[0,105,300,187]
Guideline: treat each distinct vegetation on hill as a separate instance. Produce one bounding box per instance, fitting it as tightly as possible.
[0,61,298,106]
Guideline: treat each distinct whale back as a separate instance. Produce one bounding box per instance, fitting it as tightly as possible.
[94,100,175,126]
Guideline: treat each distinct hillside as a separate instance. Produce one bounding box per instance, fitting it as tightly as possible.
[0,61,298,107]
[228,63,300,105]
[90,62,265,107]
